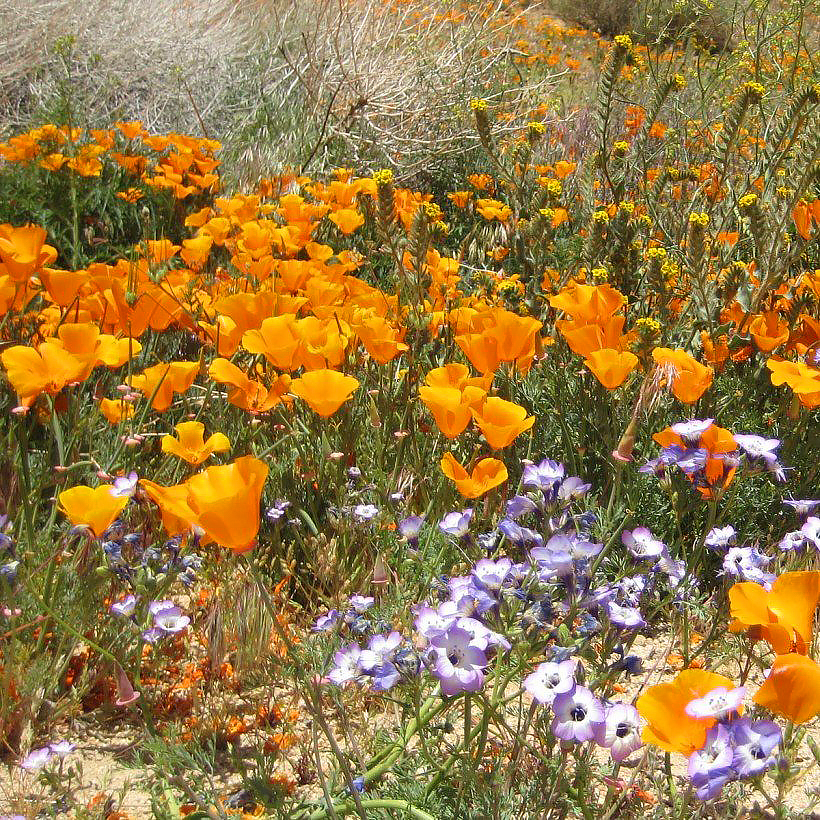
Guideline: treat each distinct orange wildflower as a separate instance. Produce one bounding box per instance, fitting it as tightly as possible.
[0,224,58,282]
[440,452,508,498]
[636,669,738,756]
[127,361,199,412]
[584,349,639,388]
[162,421,231,466]
[289,369,359,417]
[58,485,129,537]
[471,396,534,449]
[651,348,714,403]
[753,653,820,724]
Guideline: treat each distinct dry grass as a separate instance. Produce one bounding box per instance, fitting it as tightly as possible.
[0,0,555,179]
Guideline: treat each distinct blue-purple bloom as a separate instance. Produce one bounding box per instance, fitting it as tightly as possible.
[551,685,605,743]
[621,527,665,560]
[594,702,643,762]
[328,643,363,687]
[730,718,781,777]
[438,508,473,538]
[429,626,488,696]
[524,659,576,705]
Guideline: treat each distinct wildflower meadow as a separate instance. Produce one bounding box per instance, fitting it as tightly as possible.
[1,0,820,816]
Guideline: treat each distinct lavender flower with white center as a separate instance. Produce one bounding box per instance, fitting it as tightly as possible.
[110,594,137,617]
[778,530,807,551]
[266,500,291,522]
[655,549,686,582]
[730,718,781,777]
[523,659,577,705]
[313,609,341,632]
[20,747,53,770]
[455,616,511,651]
[48,741,74,757]
[498,518,543,548]
[605,601,646,630]
[359,631,402,672]
[349,595,375,613]
[802,517,820,550]
[618,575,646,605]
[594,703,643,762]
[733,434,780,464]
[558,476,591,501]
[328,643,364,687]
[471,557,513,594]
[551,685,605,743]
[530,539,574,579]
[675,447,709,475]
[413,603,458,641]
[152,606,190,635]
[438,508,474,538]
[111,471,138,498]
[370,661,401,691]
[522,458,565,495]
[704,525,736,552]
[621,527,665,560]
[688,724,734,800]
[722,547,773,584]
[783,499,820,521]
[398,515,424,548]
[685,686,746,720]
[506,495,538,518]
[353,503,379,521]
[429,626,488,696]
[148,599,175,617]
[671,418,714,445]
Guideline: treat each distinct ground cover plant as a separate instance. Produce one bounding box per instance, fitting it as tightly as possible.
[1,0,820,817]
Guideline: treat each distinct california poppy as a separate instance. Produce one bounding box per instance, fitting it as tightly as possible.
[652,347,714,403]
[162,421,231,466]
[58,485,128,537]
[584,349,638,388]
[753,653,820,724]
[636,668,738,756]
[289,369,359,417]
[99,397,135,423]
[185,455,269,552]
[728,571,820,654]
[0,224,58,282]
[128,361,199,412]
[471,396,534,449]
[440,451,508,498]
[1,342,86,404]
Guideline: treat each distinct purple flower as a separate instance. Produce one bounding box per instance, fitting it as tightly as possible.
[349,595,374,613]
[20,746,53,770]
[783,499,820,520]
[779,530,807,551]
[353,504,379,521]
[505,495,537,518]
[266,500,291,522]
[801,517,820,550]
[704,526,736,551]
[671,419,713,445]
[558,476,591,501]
[414,603,458,641]
[455,616,511,651]
[621,527,665,560]
[110,594,137,617]
[438,508,473,538]
[471,557,513,593]
[730,718,781,777]
[595,703,643,762]
[688,723,734,799]
[359,631,402,672]
[152,607,190,635]
[328,643,363,687]
[685,686,745,720]
[398,515,424,547]
[48,741,74,757]
[733,434,780,464]
[551,685,605,743]
[429,626,488,696]
[524,659,576,705]
[498,518,543,548]
[313,609,341,632]
[605,601,646,630]
[617,575,646,605]
[522,458,565,494]
[722,547,773,584]
[111,471,138,498]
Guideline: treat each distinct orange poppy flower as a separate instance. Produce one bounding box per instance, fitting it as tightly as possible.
[141,479,198,538]
[1,342,86,404]
[749,312,789,352]
[99,398,135,423]
[584,349,639,388]
[550,283,626,324]
[162,421,231,466]
[728,571,820,654]
[455,332,500,375]
[0,224,58,282]
[328,208,365,235]
[208,358,290,413]
[419,384,487,438]
[447,191,473,207]
[475,199,512,221]
[554,160,577,180]
[55,323,141,378]
[289,369,359,417]
[651,347,714,403]
[128,361,199,412]
[753,653,820,724]
[636,668,738,756]
[185,456,269,552]
[440,451,508,498]
[471,396,534,449]
[792,201,814,240]
[58,485,128,537]
[767,358,820,408]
